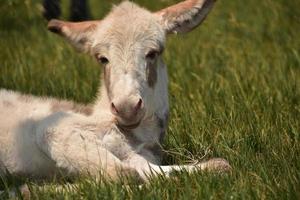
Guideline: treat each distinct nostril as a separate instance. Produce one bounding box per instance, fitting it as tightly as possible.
[134,98,143,112]
[111,102,118,114]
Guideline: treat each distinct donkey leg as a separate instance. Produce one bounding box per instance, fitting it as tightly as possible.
[70,0,91,21]
[148,158,231,177]
[127,154,231,180]
[35,123,140,181]
[43,0,61,21]
[46,140,139,181]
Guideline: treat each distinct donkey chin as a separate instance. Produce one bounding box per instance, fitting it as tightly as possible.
[115,109,146,130]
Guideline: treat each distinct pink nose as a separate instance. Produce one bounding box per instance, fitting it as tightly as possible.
[111,98,143,116]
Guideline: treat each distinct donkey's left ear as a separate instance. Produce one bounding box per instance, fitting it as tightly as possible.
[48,19,100,52]
[156,0,216,34]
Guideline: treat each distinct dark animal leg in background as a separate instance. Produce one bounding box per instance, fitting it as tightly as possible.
[43,0,61,20]
[70,0,91,21]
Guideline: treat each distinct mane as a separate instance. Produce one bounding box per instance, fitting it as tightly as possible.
[94,1,164,47]
[104,1,156,28]
[110,1,150,17]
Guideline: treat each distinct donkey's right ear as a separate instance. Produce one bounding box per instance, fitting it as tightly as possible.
[48,19,100,52]
[156,0,215,34]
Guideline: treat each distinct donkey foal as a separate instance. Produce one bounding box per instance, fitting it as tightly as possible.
[0,0,230,184]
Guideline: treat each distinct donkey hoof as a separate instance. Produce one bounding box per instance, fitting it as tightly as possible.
[199,158,232,173]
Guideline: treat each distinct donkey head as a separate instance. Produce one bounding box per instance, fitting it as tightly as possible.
[48,0,215,128]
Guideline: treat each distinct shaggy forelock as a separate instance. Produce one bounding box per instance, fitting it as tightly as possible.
[91,1,165,53]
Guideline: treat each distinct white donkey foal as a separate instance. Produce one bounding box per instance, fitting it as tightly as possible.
[0,0,230,183]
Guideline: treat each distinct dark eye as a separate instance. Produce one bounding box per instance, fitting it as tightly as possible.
[97,56,109,65]
[146,50,158,60]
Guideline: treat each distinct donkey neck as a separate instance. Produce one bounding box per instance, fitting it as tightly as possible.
[131,62,169,147]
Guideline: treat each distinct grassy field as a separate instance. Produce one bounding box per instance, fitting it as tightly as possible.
[1,0,300,199]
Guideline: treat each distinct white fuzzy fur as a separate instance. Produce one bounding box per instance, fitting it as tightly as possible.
[0,1,230,182]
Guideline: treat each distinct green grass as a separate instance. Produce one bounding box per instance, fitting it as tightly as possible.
[1,0,300,199]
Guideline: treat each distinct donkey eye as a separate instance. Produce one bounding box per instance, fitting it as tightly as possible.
[146,50,158,60]
[98,56,109,65]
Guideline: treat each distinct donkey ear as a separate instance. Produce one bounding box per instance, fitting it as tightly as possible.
[156,0,216,34]
[48,19,100,52]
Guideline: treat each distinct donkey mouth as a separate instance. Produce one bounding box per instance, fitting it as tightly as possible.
[117,120,141,130]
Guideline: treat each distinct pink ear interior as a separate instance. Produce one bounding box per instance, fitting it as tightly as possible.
[48,19,100,35]
[157,0,200,16]
[157,0,214,16]
[155,0,216,33]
